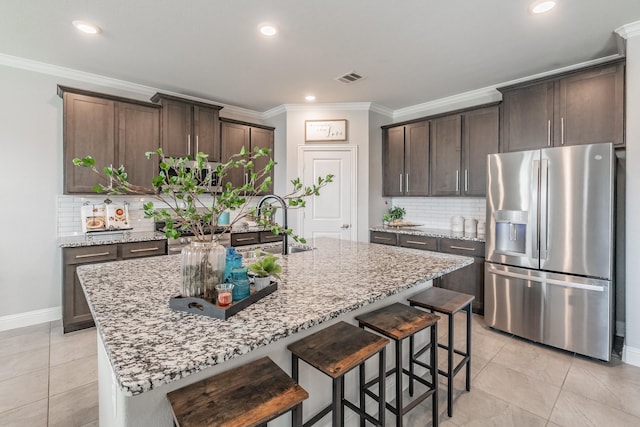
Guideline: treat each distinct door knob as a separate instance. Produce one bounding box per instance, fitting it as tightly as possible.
[340,224,350,229]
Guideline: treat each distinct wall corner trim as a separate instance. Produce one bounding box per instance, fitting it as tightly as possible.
[623,344,640,367]
[0,307,61,332]
[616,21,640,39]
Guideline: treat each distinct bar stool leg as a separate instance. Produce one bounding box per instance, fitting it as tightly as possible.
[466,304,472,392]
[292,402,303,427]
[359,361,365,427]
[431,322,439,426]
[395,339,403,427]
[332,376,343,426]
[447,312,454,417]
[378,348,386,427]
[409,334,415,397]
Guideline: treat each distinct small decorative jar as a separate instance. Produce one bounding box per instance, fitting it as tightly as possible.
[230,267,251,301]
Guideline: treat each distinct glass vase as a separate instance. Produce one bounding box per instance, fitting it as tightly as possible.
[180,240,226,300]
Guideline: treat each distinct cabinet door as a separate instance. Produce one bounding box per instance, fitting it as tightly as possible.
[405,121,430,196]
[250,127,275,194]
[501,81,554,152]
[160,99,192,158]
[463,106,499,196]
[194,105,220,161]
[118,103,160,191]
[382,126,405,196]
[557,63,624,147]
[439,257,484,314]
[220,121,250,188]
[430,114,462,196]
[398,234,437,251]
[63,93,116,193]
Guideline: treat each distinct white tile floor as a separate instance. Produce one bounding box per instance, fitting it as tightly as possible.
[1,314,639,426]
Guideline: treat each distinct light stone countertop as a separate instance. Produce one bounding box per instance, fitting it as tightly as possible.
[370,225,486,242]
[76,237,472,396]
[58,231,167,248]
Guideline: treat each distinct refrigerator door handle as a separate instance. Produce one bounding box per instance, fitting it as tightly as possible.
[486,265,605,292]
[532,160,540,259]
[540,159,549,260]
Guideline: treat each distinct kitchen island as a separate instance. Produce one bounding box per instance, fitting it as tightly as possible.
[77,237,472,427]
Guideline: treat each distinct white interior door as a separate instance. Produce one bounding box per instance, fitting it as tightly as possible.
[298,145,357,241]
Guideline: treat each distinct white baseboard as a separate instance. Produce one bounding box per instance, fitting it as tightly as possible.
[0,306,61,332]
[623,344,640,367]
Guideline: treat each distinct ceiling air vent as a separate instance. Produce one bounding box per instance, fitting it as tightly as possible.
[335,71,365,84]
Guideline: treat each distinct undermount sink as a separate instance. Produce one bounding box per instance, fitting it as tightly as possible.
[288,244,315,253]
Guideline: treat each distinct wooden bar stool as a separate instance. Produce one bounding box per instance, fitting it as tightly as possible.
[408,286,474,417]
[355,302,440,427]
[166,356,308,427]
[287,321,389,427]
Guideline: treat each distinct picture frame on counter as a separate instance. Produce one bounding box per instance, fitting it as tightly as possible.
[305,119,347,142]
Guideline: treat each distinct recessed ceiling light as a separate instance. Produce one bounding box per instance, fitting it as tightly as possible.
[259,23,278,37]
[72,20,101,34]
[529,0,556,14]
[305,95,316,102]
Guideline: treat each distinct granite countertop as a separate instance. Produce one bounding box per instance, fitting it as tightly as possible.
[58,231,167,248]
[369,225,486,242]
[76,237,472,396]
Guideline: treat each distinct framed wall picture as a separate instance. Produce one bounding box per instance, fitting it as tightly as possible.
[305,119,347,142]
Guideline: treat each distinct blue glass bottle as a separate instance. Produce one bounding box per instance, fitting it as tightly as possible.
[231,267,250,301]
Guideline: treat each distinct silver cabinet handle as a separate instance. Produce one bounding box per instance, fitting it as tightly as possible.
[465,169,468,192]
[456,170,460,192]
[196,135,199,154]
[130,247,161,253]
[449,245,476,252]
[399,174,403,193]
[75,252,111,259]
[406,174,409,193]
[406,240,427,245]
[244,173,249,185]
[547,120,551,146]
[187,134,191,156]
[375,236,392,241]
[561,117,565,145]
[236,237,257,242]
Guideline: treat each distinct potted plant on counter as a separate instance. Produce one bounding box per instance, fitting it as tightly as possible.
[382,206,407,226]
[73,147,332,301]
[247,252,282,291]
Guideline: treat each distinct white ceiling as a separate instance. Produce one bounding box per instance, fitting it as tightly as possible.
[2,0,640,112]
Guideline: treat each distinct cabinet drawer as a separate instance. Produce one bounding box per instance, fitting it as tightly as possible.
[231,232,260,246]
[439,238,485,257]
[260,231,283,243]
[64,245,118,265]
[121,241,167,259]
[399,234,438,251]
[370,231,398,246]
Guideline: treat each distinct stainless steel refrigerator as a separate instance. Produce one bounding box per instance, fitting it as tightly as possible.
[485,142,615,361]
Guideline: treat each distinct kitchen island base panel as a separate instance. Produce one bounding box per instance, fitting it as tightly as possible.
[98,282,434,427]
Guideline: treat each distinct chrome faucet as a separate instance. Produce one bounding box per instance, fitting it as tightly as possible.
[257,194,289,255]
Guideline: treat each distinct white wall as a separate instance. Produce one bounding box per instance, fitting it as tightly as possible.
[283,106,373,242]
[622,26,640,365]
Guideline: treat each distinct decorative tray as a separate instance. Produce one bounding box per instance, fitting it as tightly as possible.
[169,281,278,320]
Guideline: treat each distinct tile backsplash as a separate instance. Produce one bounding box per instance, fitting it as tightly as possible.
[57,195,156,236]
[389,197,486,229]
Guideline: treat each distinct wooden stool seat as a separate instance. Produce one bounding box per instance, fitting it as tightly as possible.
[288,321,389,426]
[167,356,308,427]
[408,286,475,418]
[356,302,440,427]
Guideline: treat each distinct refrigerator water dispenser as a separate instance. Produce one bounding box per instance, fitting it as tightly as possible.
[494,210,527,255]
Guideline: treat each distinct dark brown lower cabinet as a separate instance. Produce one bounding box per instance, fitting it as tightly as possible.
[370,231,485,314]
[62,240,167,333]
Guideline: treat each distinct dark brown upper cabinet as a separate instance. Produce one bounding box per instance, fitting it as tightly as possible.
[427,106,499,197]
[220,118,275,193]
[499,60,624,152]
[59,86,160,194]
[463,106,500,196]
[382,121,430,197]
[430,114,462,196]
[150,93,223,161]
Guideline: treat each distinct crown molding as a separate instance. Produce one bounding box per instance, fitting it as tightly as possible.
[0,53,263,119]
[393,86,501,120]
[369,103,394,117]
[262,104,287,119]
[616,21,640,39]
[281,102,376,112]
